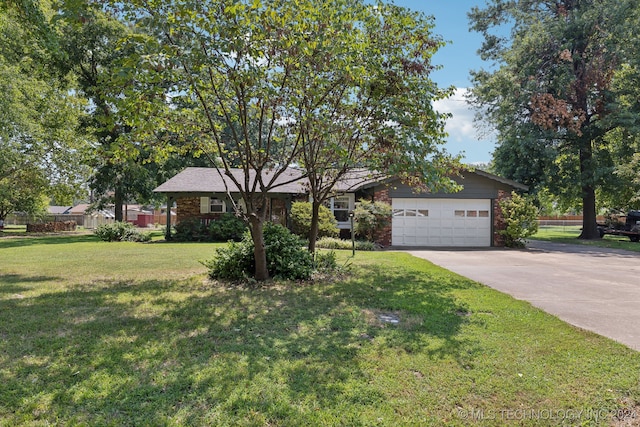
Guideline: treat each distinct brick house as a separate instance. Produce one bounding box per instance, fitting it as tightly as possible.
[154,167,527,247]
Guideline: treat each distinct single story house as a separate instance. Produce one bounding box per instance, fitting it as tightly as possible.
[153,167,527,247]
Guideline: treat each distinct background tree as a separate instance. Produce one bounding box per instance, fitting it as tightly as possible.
[0,3,91,221]
[603,9,640,211]
[469,0,637,238]
[115,0,458,279]
[53,4,165,220]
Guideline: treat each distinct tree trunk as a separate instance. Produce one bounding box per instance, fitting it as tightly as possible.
[114,188,124,222]
[578,140,600,240]
[307,199,321,254]
[249,214,269,281]
[579,184,599,239]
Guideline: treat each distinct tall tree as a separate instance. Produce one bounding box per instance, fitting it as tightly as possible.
[53,4,155,221]
[603,5,640,210]
[291,2,459,253]
[469,0,635,238]
[0,3,91,220]
[114,0,458,278]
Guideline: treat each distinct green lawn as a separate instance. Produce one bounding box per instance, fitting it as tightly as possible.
[1,233,639,426]
[533,225,640,252]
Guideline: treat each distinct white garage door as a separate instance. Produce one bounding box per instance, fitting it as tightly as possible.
[392,199,492,247]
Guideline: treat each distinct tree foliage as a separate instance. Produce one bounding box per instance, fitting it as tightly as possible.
[0,3,91,219]
[112,0,455,279]
[469,0,639,238]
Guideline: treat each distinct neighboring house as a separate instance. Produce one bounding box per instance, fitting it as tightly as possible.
[48,206,73,215]
[154,167,527,247]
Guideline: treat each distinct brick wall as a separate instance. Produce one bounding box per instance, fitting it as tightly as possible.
[374,187,392,247]
[176,197,201,223]
[177,196,293,225]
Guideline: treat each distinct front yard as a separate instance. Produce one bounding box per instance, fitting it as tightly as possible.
[533,225,640,252]
[1,233,639,425]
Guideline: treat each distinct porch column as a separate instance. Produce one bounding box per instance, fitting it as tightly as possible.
[285,197,292,230]
[165,196,173,240]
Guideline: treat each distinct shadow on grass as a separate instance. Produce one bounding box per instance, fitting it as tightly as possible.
[0,264,478,425]
[0,233,98,249]
[0,274,62,295]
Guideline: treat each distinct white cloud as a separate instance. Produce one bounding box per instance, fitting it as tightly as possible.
[433,88,496,163]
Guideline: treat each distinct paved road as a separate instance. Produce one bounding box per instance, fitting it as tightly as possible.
[405,240,640,351]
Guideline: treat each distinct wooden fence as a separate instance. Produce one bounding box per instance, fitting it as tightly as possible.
[6,212,175,229]
[537,215,605,227]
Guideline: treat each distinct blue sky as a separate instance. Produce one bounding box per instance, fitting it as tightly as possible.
[388,0,496,164]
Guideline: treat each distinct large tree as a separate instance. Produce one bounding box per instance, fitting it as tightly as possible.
[114,0,457,278]
[0,3,91,220]
[469,0,636,238]
[53,4,161,220]
[291,3,459,253]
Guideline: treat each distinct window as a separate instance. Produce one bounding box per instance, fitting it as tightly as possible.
[467,210,477,217]
[454,210,465,217]
[332,195,351,222]
[325,194,354,225]
[479,210,489,218]
[200,197,226,214]
[210,198,225,213]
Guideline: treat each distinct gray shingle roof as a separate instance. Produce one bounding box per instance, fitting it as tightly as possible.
[154,167,308,194]
[154,167,528,195]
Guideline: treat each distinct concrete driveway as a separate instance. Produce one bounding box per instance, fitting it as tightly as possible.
[405,240,640,351]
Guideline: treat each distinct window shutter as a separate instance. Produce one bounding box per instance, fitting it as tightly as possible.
[200,197,209,214]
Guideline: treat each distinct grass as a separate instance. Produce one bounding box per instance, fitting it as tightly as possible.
[532,225,640,252]
[1,233,639,426]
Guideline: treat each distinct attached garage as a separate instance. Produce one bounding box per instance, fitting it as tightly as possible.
[374,170,528,247]
[392,198,492,247]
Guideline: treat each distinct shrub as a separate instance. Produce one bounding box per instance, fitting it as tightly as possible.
[205,223,313,281]
[315,237,376,251]
[95,221,151,242]
[290,201,339,239]
[128,231,152,243]
[263,223,314,280]
[173,218,210,242]
[202,236,254,281]
[314,250,337,272]
[353,199,392,242]
[209,213,248,242]
[499,192,539,248]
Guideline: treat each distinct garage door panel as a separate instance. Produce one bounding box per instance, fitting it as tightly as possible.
[392,198,491,247]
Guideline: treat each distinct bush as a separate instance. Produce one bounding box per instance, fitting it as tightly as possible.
[173,218,210,242]
[209,213,248,242]
[263,223,314,280]
[290,201,339,239]
[205,223,313,281]
[353,199,392,242]
[499,192,539,248]
[315,237,376,251]
[202,236,254,281]
[314,250,337,272]
[95,221,151,242]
